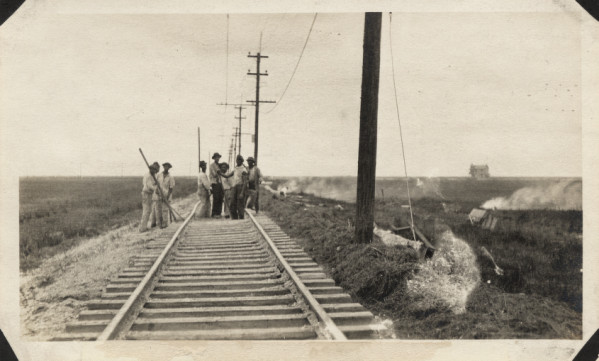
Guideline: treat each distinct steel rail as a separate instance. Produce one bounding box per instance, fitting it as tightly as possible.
[97,200,201,341]
[246,210,348,340]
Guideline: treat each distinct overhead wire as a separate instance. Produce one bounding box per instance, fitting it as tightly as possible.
[388,12,417,242]
[224,14,230,112]
[265,13,318,114]
[260,13,286,54]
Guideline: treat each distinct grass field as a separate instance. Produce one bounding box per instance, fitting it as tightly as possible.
[263,176,582,338]
[19,176,198,270]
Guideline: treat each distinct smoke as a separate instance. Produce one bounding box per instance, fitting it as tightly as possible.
[373,225,422,251]
[414,177,446,199]
[481,180,582,210]
[279,177,356,202]
[279,176,446,202]
[407,231,480,314]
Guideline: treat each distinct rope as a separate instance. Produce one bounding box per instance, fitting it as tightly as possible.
[265,13,318,114]
[389,12,417,242]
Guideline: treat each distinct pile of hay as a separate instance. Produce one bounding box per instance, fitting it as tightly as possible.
[407,230,481,314]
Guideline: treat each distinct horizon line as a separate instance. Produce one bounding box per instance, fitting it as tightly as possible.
[18,174,583,179]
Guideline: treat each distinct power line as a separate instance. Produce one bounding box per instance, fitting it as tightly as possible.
[265,13,317,114]
[259,14,286,53]
[224,14,230,112]
[389,12,416,242]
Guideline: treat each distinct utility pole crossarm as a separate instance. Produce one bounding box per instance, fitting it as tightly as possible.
[217,102,247,107]
[246,100,276,104]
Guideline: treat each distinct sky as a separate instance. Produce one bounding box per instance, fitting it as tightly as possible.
[0,6,583,177]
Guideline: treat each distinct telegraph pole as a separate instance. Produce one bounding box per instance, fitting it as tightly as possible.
[355,13,382,244]
[247,52,275,164]
[217,102,248,159]
[197,127,201,167]
[235,105,246,154]
[228,137,234,165]
[233,127,239,158]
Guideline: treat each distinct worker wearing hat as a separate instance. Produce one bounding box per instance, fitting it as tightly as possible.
[139,162,160,232]
[209,152,225,218]
[196,160,211,218]
[219,162,233,218]
[245,157,263,214]
[152,162,176,228]
[220,155,249,219]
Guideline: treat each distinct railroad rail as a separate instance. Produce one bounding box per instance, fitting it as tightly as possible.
[57,204,387,340]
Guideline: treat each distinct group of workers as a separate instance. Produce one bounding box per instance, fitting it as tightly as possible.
[138,152,262,232]
[197,152,263,220]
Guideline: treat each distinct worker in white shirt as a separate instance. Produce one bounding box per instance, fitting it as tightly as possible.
[220,155,248,220]
[196,161,212,218]
[152,162,175,228]
[220,162,233,219]
[245,157,263,214]
[139,162,160,232]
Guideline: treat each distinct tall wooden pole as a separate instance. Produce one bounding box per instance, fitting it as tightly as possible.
[233,127,239,157]
[197,127,201,169]
[355,12,382,243]
[247,53,275,164]
[235,105,246,155]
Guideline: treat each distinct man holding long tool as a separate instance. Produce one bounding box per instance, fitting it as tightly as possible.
[209,152,224,218]
[139,162,160,232]
[152,162,175,228]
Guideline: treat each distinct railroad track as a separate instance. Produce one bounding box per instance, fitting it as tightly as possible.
[57,203,387,340]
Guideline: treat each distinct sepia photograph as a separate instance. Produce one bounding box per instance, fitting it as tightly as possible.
[1,1,598,360]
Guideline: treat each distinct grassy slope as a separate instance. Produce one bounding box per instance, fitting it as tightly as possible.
[260,191,582,339]
[19,176,198,270]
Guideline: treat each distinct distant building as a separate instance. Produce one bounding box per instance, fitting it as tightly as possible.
[469,164,490,179]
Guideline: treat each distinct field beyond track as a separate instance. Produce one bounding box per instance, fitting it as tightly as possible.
[19,176,198,270]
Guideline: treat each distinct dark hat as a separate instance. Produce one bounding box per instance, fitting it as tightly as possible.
[162,162,172,169]
[212,152,222,159]
[199,161,207,167]
[236,155,244,161]
[150,162,160,170]
[247,157,255,163]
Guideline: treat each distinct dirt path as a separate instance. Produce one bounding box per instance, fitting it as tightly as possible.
[20,195,198,340]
